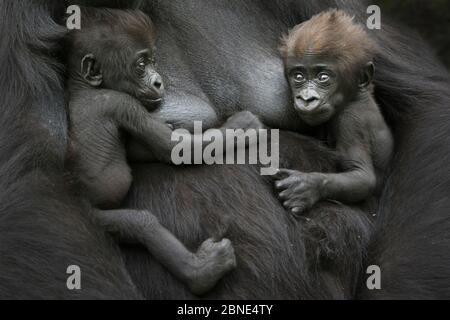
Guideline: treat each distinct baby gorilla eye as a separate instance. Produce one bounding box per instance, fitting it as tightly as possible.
[293,72,305,83]
[317,72,330,83]
[136,58,148,75]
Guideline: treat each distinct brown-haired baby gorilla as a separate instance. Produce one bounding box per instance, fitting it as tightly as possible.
[66,8,261,295]
[276,10,394,215]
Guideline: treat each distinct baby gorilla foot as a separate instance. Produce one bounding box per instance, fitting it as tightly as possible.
[186,238,237,296]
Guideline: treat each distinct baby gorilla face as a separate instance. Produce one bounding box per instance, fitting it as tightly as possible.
[100,47,165,111]
[285,55,345,126]
[132,49,165,110]
[70,8,166,112]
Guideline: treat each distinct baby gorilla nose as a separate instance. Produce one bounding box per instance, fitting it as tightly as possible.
[298,88,320,103]
[139,73,165,111]
[296,91,321,113]
[295,88,320,113]
[301,95,318,103]
[150,73,164,96]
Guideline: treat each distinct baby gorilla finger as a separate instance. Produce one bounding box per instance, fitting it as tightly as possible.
[278,188,294,200]
[275,176,298,190]
[273,168,298,180]
[283,197,300,209]
[225,111,263,130]
[285,195,315,214]
[291,206,308,216]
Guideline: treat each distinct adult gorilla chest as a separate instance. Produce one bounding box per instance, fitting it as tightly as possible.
[150,0,302,131]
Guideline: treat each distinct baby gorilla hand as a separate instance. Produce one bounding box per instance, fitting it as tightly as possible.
[185,238,237,296]
[224,111,265,131]
[274,169,325,216]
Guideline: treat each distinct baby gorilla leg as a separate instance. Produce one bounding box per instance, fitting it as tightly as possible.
[84,162,133,209]
[94,209,237,295]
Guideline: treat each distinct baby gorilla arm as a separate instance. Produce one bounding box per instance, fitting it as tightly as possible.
[275,148,376,215]
[94,209,236,295]
[109,95,176,163]
[275,115,377,215]
[123,108,264,164]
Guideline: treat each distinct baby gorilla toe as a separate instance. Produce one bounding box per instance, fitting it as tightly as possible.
[186,238,237,296]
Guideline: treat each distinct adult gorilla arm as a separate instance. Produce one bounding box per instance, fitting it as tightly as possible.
[0,1,141,299]
[326,1,450,299]
[356,18,450,299]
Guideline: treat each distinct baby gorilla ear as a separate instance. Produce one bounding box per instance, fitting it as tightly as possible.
[359,62,375,89]
[81,54,103,87]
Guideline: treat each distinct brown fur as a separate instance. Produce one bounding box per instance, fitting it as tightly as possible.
[76,8,155,47]
[280,10,378,74]
[66,8,156,70]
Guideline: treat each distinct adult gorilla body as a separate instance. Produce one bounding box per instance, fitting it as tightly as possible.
[0,0,449,299]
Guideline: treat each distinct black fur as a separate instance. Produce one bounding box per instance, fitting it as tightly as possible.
[0,1,140,299]
[0,0,449,299]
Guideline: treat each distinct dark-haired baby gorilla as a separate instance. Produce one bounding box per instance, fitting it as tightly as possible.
[65,8,261,295]
[276,10,394,215]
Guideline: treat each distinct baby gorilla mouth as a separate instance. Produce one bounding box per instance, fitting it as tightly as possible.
[295,99,323,114]
[140,96,163,111]
[295,101,332,125]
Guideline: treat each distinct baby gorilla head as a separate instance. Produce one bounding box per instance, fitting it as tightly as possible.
[66,8,164,110]
[280,10,378,126]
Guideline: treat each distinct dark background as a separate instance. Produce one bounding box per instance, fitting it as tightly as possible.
[376,0,450,68]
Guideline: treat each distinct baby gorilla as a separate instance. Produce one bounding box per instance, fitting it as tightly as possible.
[276,10,393,215]
[66,8,259,295]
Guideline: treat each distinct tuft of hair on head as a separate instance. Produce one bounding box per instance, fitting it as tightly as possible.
[280,9,378,74]
[65,7,156,60]
[79,7,156,44]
